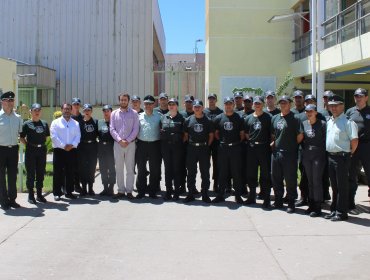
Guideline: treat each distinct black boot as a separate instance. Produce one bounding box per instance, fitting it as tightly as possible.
[88,183,95,196]
[36,188,47,203]
[28,188,36,204]
[244,187,256,205]
[80,184,87,196]
[99,184,109,196]
[309,202,322,217]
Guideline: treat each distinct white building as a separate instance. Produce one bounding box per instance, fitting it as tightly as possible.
[0,0,165,106]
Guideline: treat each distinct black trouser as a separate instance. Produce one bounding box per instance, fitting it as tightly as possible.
[73,147,81,190]
[78,143,98,185]
[241,141,248,192]
[136,140,161,195]
[271,150,298,204]
[98,142,116,185]
[247,143,271,201]
[0,145,18,205]
[161,141,184,195]
[217,144,243,197]
[25,145,47,190]
[298,149,309,200]
[181,143,188,188]
[328,153,351,215]
[210,140,219,189]
[186,144,210,194]
[322,153,331,197]
[349,142,370,206]
[302,148,325,203]
[53,148,77,196]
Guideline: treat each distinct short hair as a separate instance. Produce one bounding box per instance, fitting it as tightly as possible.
[61,103,72,110]
[118,92,130,101]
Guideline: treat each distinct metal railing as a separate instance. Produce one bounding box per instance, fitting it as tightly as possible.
[292,30,312,61]
[322,0,370,49]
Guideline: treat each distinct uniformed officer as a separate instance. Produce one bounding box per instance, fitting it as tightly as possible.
[325,95,358,221]
[180,94,195,118]
[183,100,214,203]
[154,92,169,115]
[204,93,223,192]
[97,105,116,196]
[136,95,162,199]
[300,104,327,217]
[238,95,254,118]
[234,91,244,112]
[71,97,83,194]
[131,95,144,114]
[263,91,281,116]
[244,96,272,208]
[0,91,22,210]
[160,98,185,201]
[271,95,303,213]
[20,103,50,204]
[346,88,370,211]
[78,104,98,196]
[291,90,305,115]
[213,97,245,204]
[320,91,334,120]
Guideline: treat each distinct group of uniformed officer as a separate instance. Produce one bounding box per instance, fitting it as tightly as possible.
[1,88,369,222]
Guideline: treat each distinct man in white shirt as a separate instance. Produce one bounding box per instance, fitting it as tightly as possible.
[50,103,81,200]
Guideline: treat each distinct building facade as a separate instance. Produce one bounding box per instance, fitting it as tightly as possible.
[0,0,165,106]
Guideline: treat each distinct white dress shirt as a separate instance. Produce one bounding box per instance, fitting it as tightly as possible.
[50,116,81,149]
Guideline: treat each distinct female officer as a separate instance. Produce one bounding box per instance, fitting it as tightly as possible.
[301,104,326,217]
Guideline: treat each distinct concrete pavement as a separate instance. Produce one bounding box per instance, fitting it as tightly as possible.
[1,174,370,280]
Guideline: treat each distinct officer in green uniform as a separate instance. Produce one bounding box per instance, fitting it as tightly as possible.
[244,96,272,208]
[346,88,370,210]
[271,95,303,213]
[183,100,214,203]
[212,97,245,204]
[97,105,116,196]
[78,104,98,196]
[160,98,185,201]
[204,93,223,192]
[20,103,50,204]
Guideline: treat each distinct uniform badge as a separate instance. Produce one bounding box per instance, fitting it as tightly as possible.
[366,114,370,120]
[306,128,315,138]
[85,124,95,133]
[101,125,109,133]
[253,121,261,130]
[35,126,44,133]
[276,119,286,130]
[194,123,203,133]
[224,122,233,131]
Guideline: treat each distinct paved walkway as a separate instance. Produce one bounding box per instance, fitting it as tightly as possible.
[1,174,370,280]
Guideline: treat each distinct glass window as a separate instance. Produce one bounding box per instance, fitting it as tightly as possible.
[325,0,340,20]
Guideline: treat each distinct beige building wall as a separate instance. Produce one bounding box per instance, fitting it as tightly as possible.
[206,0,294,101]
[0,57,16,93]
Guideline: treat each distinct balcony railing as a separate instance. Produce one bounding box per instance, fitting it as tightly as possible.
[292,30,312,61]
[322,0,370,49]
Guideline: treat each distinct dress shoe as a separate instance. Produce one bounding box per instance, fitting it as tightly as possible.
[99,189,109,196]
[273,201,284,209]
[309,211,321,217]
[295,198,308,207]
[113,193,126,199]
[256,191,265,200]
[172,194,180,201]
[1,203,10,210]
[136,193,146,199]
[324,211,336,219]
[262,200,271,209]
[36,195,47,203]
[9,201,21,208]
[184,195,195,203]
[202,194,211,203]
[65,193,77,199]
[28,194,37,204]
[163,193,172,201]
[286,205,295,214]
[126,193,135,200]
[331,214,348,222]
[212,196,225,203]
[74,185,83,193]
[283,195,289,204]
[149,194,158,199]
[54,195,61,201]
[244,197,256,205]
[235,195,244,204]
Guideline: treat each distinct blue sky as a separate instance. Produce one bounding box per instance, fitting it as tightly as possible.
[158,0,205,54]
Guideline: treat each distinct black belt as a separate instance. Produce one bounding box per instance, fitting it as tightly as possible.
[220,142,240,147]
[27,143,45,148]
[138,140,160,144]
[100,141,113,145]
[189,142,207,147]
[249,141,267,146]
[0,145,18,148]
[306,145,324,151]
[328,152,350,157]
[82,140,97,144]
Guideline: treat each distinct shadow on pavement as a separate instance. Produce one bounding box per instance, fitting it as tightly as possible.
[3,207,45,217]
[37,201,69,212]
